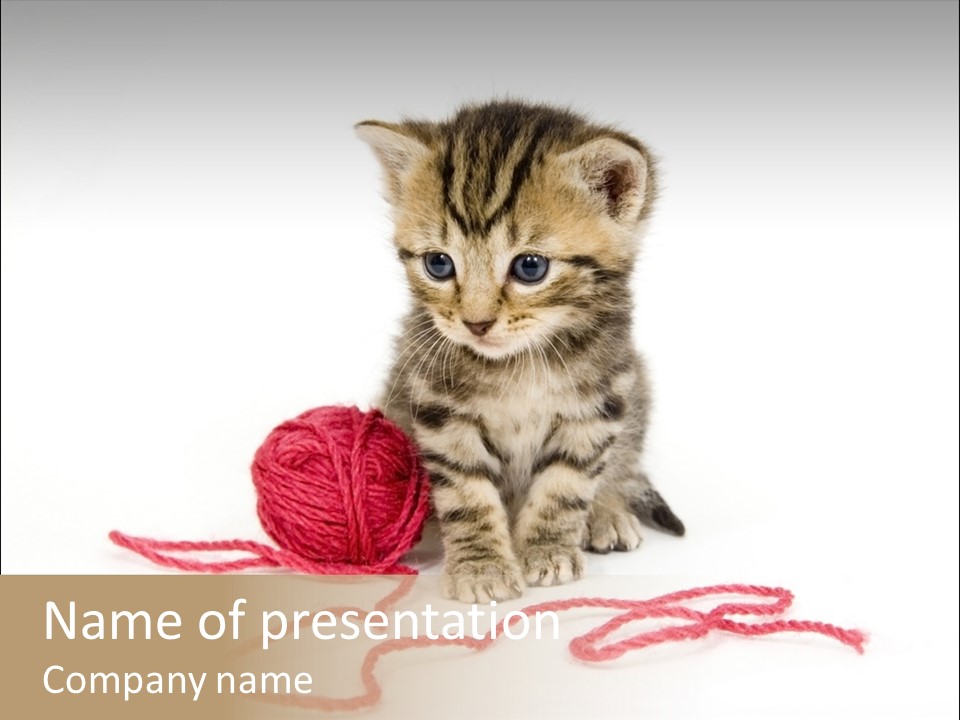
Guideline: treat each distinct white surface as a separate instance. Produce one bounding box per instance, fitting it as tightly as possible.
[2,2,957,718]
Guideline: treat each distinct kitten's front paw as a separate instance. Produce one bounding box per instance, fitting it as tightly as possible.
[584,506,644,553]
[518,545,585,587]
[441,559,525,604]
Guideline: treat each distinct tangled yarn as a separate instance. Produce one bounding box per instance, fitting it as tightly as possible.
[241,579,867,713]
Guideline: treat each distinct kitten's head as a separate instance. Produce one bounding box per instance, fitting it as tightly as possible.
[357,101,656,360]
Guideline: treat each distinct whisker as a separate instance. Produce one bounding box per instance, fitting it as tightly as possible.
[407,331,447,420]
[382,324,441,409]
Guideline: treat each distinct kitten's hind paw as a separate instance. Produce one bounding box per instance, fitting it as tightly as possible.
[441,559,525,604]
[584,506,644,553]
[518,545,585,587]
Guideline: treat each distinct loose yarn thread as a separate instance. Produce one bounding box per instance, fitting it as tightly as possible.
[243,578,867,713]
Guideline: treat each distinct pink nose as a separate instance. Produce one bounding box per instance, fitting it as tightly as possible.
[463,319,495,337]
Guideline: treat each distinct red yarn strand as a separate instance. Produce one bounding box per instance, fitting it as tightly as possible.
[238,579,866,713]
[107,530,418,575]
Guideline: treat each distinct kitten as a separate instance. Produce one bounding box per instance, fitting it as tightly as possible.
[356,101,684,603]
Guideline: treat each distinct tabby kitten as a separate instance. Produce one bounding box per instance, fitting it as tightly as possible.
[357,101,684,603]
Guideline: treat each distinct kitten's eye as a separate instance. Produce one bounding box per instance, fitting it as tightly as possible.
[511,254,549,284]
[423,253,456,280]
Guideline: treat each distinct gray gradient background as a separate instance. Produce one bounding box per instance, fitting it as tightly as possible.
[2,2,958,717]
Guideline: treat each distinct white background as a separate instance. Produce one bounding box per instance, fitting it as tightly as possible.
[2,1,957,718]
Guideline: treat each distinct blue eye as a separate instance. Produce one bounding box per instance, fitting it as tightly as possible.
[511,254,549,284]
[424,253,455,280]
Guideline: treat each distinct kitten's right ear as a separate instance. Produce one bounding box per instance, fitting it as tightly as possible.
[355,121,430,205]
[558,136,652,228]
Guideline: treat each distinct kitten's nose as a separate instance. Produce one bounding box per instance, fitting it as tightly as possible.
[463,319,495,337]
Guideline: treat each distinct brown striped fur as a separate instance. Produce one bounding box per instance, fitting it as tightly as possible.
[357,101,683,602]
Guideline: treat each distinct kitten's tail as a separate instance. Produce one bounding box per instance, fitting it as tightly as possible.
[631,486,686,537]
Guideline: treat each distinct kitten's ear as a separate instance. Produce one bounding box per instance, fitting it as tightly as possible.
[559,137,652,226]
[355,121,430,205]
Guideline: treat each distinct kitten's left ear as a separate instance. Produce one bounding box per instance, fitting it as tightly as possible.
[355,120,430,205]
[559,137,652,227]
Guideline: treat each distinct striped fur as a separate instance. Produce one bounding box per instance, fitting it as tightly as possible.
[357,101,684,603]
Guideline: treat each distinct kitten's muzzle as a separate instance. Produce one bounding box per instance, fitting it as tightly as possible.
[463,319,495,337]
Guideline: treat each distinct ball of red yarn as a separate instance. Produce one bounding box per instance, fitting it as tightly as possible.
[251,406,430,574]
